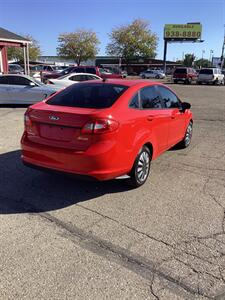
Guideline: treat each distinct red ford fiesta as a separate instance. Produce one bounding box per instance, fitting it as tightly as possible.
[21,79,193,187]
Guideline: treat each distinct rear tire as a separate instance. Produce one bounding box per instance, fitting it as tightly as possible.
[128,146,151,188]
[185,78,191,84]
[174,80,178,84]
[142,75,146,79]
[179,121,193,148]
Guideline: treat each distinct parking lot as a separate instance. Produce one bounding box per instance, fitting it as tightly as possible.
[0,83,225,299]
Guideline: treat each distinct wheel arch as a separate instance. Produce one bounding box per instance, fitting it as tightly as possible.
[143,142,153,159]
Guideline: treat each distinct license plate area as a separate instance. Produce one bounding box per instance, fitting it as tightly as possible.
[39,124,75,141]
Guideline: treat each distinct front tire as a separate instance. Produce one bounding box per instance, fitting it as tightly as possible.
[179,121,193,148]
[129,146,151,187]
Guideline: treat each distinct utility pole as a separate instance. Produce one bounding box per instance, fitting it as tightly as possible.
[221,25,225,70]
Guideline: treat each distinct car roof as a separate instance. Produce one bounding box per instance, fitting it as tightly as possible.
[0,74,31,79]
[83,79,160,87]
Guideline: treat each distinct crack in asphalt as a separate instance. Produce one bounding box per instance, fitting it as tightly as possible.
[76,203,172,247]
[149,274,160,300]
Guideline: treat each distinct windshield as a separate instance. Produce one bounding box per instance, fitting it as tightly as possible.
[47,83,128,108]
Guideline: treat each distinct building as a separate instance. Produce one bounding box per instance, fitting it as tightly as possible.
[0,27,31,74]
[95,56,181,74]
[38,55,181,74]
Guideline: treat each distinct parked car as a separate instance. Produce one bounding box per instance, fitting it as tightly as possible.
[0,74,60,105]
[173,67,198,84]
[9,64,24,74]
[21,79,193,187]
[197,68,224,85]
[140,70,166,79]
[29,65,68,82]
[42,66,123,82]
[47,73,101,87]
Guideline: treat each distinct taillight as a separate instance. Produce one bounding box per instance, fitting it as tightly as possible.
[81,119,119,134]
[24,110,35,135]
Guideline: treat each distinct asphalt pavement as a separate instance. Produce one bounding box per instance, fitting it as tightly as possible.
[0,83,225,299]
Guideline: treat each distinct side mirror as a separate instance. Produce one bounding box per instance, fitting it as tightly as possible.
[29,82,36,87]
[181,102,191,111]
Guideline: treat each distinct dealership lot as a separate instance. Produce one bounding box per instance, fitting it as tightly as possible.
[0,84,225,299]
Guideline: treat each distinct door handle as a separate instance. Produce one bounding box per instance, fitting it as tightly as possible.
[171,113,180,119]
[147,115,155,121]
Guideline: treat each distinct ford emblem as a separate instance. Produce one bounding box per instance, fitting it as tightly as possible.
[49,115,60,121]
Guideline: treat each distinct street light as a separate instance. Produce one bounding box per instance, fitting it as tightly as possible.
[209,50,214,66]
[202,50,205,60]
[201,50,205,68]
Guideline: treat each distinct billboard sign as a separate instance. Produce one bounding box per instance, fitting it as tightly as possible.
[164,24,202,40]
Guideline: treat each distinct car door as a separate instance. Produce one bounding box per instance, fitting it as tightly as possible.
[146,71,153,78]
[127,85,171,153]
[139,85,172,151]
[7,76,47,104]
[0,76,11,104]
[158,86,186,147]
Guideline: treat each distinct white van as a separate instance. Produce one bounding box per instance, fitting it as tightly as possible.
[197,68,224,85]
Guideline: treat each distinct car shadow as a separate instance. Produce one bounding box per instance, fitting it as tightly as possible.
[0,150,132,215]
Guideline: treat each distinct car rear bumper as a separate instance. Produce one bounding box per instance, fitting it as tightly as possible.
[173,77,187,81]
[21,133,130,181]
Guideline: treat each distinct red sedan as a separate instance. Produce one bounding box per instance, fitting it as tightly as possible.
[21,79,193,187]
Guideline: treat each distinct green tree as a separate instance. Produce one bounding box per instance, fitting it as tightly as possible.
[7,35,41,62]
[106,19,158,64]
[183,54,195,67]
[194,58,211,68]
[57,29,100,65]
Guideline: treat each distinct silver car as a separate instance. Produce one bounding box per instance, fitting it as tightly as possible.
[140,70,166,79]
[0,74,60,104]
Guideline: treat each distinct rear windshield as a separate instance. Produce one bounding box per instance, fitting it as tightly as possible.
[199,69,213,75]
[47,83,128,108]
[174,68,187,74]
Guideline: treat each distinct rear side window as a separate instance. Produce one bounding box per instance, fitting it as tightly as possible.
[174,68,187,74]
[7,76,31,85]
[199,69,213,75]
[47,83,128,108]
[69,75,87,82]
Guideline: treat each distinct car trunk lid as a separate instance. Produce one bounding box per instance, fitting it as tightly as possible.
[26,105,101,150]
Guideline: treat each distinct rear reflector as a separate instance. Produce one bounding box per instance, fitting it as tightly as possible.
[81,119,119,134]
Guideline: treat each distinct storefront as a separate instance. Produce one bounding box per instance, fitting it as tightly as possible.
[0,27,31,74]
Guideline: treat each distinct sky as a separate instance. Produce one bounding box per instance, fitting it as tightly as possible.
[0,0,225,61]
